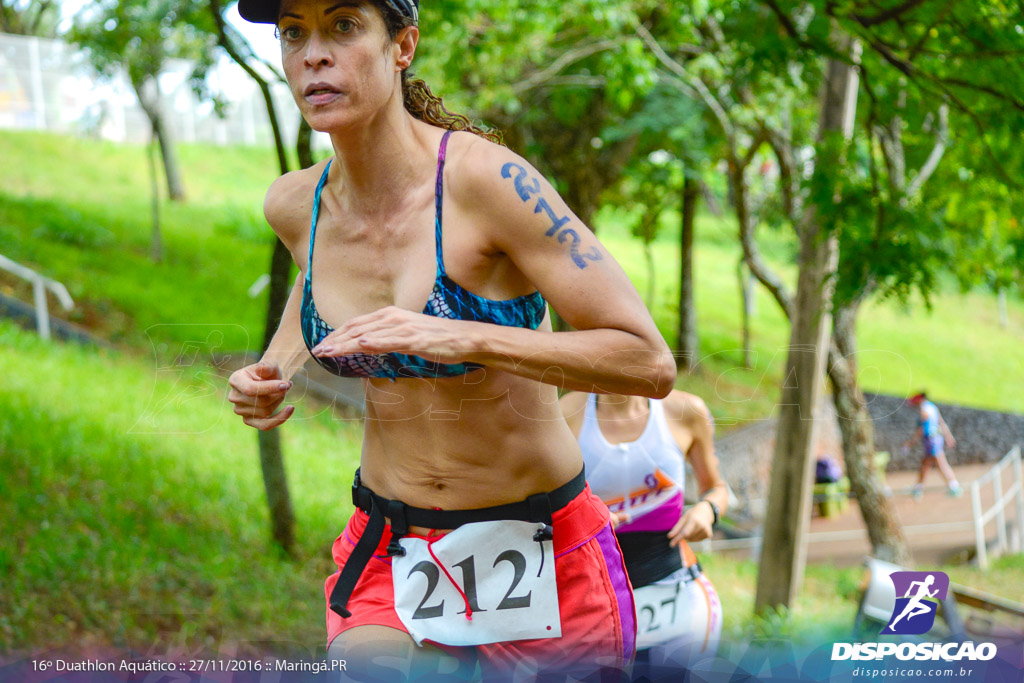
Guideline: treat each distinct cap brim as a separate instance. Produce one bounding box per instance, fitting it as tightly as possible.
[237,0,280,23]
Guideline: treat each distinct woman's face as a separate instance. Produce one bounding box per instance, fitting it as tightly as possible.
[277,0,407,132]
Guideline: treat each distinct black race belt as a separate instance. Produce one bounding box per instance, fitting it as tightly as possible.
[616,531,702,589]
[329,467,587,619]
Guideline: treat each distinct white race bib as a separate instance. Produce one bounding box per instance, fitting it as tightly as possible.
[392,520,561,647]
[634,579,691,649]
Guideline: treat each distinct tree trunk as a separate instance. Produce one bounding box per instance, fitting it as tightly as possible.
[643,241,655,311]
[153,109,186,201]
[828,300,913,565]
[134,77,185,202]
[738,258,753,369]
[247,117,315,559]
[677,173,699,370]
[256,428,295,555]
[147,128,162,262]
[211,0,297,555]
[734,158,793,320]
[755,34,857,614]
[297,118,314,169]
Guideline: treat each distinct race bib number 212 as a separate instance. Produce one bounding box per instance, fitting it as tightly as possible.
[392,520,561,647]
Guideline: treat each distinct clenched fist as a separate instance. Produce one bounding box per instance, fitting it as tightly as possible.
[228,361,295,430]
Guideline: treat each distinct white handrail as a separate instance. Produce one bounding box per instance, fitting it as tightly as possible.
[0,253,74,340]
[970,446,1022,569]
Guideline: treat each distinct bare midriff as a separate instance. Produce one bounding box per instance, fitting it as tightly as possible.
[358,366,584,534]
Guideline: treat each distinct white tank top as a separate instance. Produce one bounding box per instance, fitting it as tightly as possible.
[579,394,685,532]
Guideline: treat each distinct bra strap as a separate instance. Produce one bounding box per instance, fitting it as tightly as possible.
[306,160,333,283]
[434,130,454,278]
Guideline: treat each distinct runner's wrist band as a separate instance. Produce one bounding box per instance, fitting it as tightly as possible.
[701,498,720,527]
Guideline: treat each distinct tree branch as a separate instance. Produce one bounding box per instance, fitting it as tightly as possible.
[512,39,621,95]
[764,125,800,219]
[533,74,606,89]
[939,77,1024,114]
[209,0,289,175]
[741,128,768,168]
[904,104,948,199]
[846,23,1021,189]
[636,24,735,141]
[852,0,930,27]
[731,155,794,319]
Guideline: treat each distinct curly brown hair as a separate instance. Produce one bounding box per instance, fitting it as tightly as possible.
[374,1,503,145]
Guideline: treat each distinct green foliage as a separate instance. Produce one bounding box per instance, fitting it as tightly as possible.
[413,0,667,221]
[0,0,59,36]
[70,0,217,89]
[760,0,1024,309]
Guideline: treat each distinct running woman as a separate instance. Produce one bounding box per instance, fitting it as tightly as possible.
[560,390,728,677]
[902,392,961,498]
[229,0,675,678]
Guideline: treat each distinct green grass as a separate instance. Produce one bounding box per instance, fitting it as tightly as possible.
[0,131,281,350]
[3,129,1022,419]
[1,313,1021,652]
[1,128,1023,652]
[0,321,869,653]
[0,320,360,653]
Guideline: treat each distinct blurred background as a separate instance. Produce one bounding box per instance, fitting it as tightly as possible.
[1,0,1023,664]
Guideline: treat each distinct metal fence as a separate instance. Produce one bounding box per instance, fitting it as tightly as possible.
[0,31,310,148]
[971,445,1024,569]
[698,445,1024,570]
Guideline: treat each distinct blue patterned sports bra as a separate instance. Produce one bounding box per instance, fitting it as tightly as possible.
[300,130,547,379]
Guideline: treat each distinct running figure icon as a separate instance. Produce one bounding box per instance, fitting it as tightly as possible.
[887,574,939,630]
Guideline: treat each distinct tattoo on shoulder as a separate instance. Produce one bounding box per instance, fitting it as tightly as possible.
[500,162,603,269]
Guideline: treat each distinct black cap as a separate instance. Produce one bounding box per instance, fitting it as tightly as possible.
[237,0,418,25]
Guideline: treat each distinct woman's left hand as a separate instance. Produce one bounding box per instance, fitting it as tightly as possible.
[668,501,715,545]
[310,306,475,365]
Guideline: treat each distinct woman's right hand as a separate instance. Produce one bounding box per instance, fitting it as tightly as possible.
[228,361,295,430]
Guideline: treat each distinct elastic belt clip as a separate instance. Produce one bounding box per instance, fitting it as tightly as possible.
[384,537,406,557]
[351,468,362,508]
[384,499,408,558]
[527,493,554,577]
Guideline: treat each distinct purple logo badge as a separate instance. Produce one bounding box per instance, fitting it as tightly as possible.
[883,571,949,635]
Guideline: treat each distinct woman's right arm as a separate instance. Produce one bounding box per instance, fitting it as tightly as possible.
[227,169,317,430]
[260,272,312,381]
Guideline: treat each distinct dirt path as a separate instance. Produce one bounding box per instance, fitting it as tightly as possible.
[804,463,1010,567]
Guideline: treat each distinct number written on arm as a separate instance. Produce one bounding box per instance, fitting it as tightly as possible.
[500,162,603,270]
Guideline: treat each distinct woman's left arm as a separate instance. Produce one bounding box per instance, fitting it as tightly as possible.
[666,393,728,544]
[313,137,675,397]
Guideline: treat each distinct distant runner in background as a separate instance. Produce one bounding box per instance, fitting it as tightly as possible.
[902,392,961,498]
[561,390,728,679]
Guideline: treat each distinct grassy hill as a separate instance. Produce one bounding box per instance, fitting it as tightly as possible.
[2,130,1021,421]
[2,129,1023,654]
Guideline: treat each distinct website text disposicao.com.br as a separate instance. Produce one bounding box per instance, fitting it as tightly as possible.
[834,641,998,680]
[850,665,980,678]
